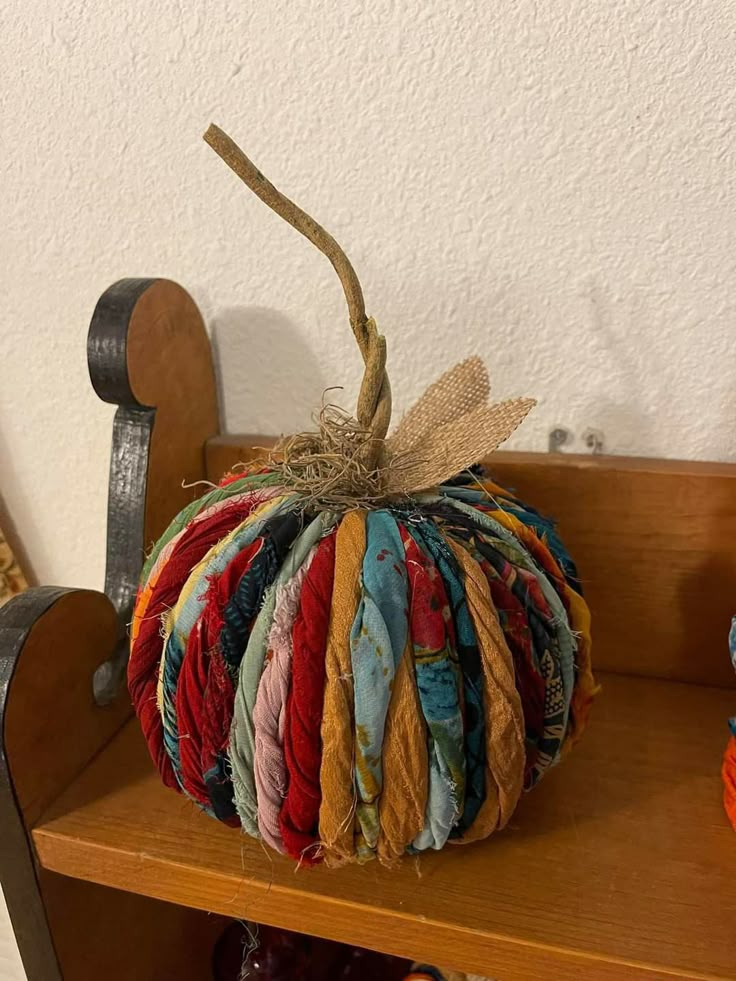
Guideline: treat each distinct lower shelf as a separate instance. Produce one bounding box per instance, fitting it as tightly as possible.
[32,672,736,980]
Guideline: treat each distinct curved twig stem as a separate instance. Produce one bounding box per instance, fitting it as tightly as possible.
[203,124,371,358]
[204,124,392,466]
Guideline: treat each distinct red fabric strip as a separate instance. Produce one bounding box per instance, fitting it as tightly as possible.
[723,735,736,832]
[279,530,336,864]
[129,496,264,787]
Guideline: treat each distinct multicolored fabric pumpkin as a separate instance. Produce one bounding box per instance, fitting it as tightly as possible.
[128,125,597,867]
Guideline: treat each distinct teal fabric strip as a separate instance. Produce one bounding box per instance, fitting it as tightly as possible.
[412,518,486,835]
[406,522,466,851]
[349,511,409,858]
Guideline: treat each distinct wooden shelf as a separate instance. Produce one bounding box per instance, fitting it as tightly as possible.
[32,672,736,981]
[5,283,736,979]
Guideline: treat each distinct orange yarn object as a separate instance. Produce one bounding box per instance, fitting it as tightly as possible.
[722,735,736,831]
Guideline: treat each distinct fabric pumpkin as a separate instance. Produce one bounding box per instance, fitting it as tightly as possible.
[129,466,596,866]
[128,125,597,867]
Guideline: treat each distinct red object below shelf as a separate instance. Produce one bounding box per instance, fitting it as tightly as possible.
[212,921,413,980]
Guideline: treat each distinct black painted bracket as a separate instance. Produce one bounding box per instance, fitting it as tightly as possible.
[87,278,158,704]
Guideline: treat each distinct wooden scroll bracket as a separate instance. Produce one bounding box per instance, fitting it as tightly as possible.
[0,588,128,980]
[87,278,219,703]
[0,280,221,979]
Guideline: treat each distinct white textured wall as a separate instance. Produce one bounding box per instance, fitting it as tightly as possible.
[2,0,735,598]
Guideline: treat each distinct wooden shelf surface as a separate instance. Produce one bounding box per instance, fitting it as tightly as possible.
[32,672,736,980]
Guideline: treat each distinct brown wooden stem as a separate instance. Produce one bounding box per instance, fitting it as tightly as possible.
[203,125,371,353]
[203,124,392,463]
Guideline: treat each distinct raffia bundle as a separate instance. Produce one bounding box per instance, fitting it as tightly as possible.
[128,126,597,867]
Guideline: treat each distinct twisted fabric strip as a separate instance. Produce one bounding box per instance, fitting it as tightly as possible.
[400,523,465,851]
[448,541,525,840]
[350,512,410,859]
[279,530,337,862]
[318,512,366,865]
[253,512,335,850]
[723,736,736,832]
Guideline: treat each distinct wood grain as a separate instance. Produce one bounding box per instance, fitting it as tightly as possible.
[33,672,736,980]
[3,590,130,827]
[40,873,226,981]
[125,279,219,550]
[206,433,277,479]
[207,437,736,689]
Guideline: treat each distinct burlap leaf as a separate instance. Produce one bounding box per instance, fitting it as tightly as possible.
[387,356,491,458]
[385,395,536,494]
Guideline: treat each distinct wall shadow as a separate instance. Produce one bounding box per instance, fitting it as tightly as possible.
[210,306,328,437]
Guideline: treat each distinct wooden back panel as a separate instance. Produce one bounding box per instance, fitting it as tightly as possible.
[206,437,736,689]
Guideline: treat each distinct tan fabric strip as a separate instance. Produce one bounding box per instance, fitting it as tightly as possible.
[318,510,367,866]
[448,541,525,842]
[377,636,428,865]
